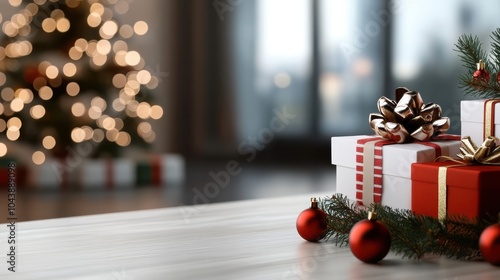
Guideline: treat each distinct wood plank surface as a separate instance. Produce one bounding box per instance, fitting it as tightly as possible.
[0,194,499,279]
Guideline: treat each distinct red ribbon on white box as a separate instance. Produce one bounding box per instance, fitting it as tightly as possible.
[355,137,393,206]
[355,135,459,206]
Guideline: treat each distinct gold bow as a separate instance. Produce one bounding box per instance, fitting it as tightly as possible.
[458,136,500,165]
[369,87,450,143]
[435,136,500,221]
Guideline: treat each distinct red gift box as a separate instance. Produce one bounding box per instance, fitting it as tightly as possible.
[411,161,500,221]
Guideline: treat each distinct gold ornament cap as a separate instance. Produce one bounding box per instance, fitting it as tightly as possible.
[310,197,318,208]
[368,211,377,221]
[477,59,486,70]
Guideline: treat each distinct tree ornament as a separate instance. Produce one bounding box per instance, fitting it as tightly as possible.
[497,71,500,85]
[296,198,327,242]
[472,59,490,83]
[349,211,391,263]
[479,222,500,266]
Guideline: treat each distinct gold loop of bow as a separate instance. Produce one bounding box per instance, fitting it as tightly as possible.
[369,87,450,143]
[458,136,500,165]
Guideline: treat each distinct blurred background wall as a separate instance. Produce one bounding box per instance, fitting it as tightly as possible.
[162,0,500,162]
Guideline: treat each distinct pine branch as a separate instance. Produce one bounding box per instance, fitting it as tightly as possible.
[320,195,366,246]
[490,28,500,74]
[454,33,500,98]
[372,204,432,259]
[458,78,500,99]
[320,194,490,260]
[454,34,487,72]
[434,217,484,259]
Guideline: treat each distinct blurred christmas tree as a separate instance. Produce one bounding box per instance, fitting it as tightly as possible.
[0,0,163,164]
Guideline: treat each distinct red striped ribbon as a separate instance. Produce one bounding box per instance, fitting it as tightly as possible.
[355,135,458,206]
[355,137,394,205]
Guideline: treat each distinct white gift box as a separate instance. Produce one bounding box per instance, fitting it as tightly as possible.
[461,100,500,145]
[160,154,185,183]
[331,135,461,209]
[80,159,136,189]
[27,159,78,189]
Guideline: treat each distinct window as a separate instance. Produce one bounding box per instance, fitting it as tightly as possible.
[319,0,386,136]
[232,0,500,142]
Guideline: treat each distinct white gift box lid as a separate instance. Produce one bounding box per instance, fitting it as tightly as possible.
[331,135,461,179]
[461,100,500,123]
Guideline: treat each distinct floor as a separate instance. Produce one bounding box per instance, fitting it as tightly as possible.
[0,159,335,221]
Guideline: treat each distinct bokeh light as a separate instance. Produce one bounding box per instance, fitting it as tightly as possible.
[32,151,46,165]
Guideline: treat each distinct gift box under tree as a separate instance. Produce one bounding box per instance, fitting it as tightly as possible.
[28,158,78,189]
[80,158,136,189]
[136,154,185,186]
[24,154,185,189]
[78,154,185,188]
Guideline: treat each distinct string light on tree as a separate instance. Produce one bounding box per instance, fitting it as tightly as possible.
[0,0,163,164]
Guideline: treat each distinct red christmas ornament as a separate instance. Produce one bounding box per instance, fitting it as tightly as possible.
[296,198,327,242]
[472,60,490,83]
[479,223,500,266]
[497,72,500,84]
[349,211,391,263]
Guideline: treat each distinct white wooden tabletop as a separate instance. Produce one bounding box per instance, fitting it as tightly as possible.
[1,194,499,280]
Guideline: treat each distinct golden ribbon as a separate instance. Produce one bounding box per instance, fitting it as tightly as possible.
[438,166,448,221]
[484,99,500,139]
[484,100,494,139]
[437,164,467,221]
[369,87,450,143]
